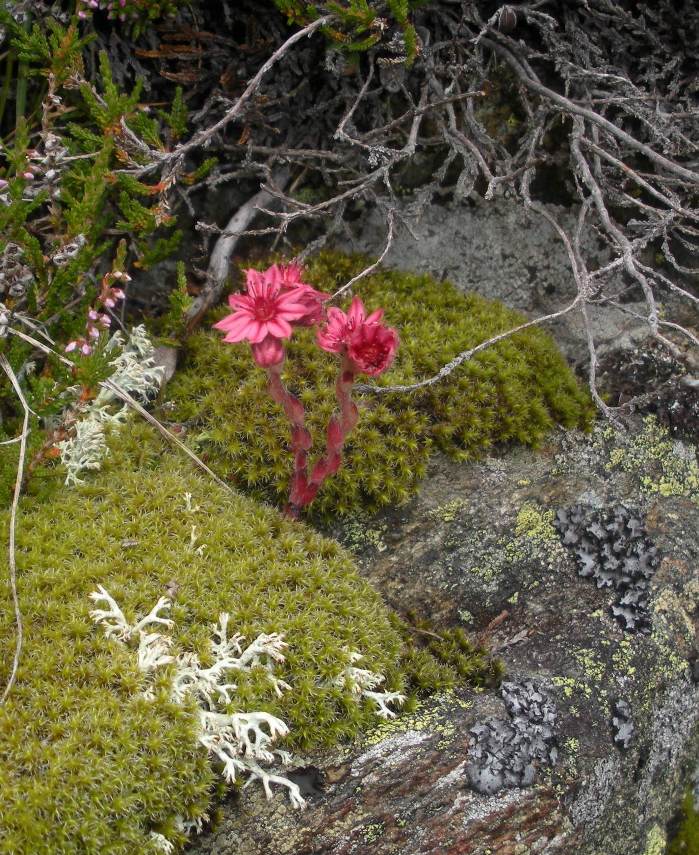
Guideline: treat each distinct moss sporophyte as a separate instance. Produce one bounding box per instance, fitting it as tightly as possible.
[212,262,399,517]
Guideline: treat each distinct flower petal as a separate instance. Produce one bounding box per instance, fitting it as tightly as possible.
[365,307,384,324]
[228,293,253,310]
[265,317,293,338]
[247,320,267,343]
[213,312,254,339]
[347,296,366,327]
[245,269,265,298]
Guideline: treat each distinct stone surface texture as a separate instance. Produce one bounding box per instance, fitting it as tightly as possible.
[340,197,654,369]
[188,418,699,855]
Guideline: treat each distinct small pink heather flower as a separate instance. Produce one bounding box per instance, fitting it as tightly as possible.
[65,271,126,357]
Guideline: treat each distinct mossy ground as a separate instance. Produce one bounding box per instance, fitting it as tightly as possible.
[668,790,699,855]
[165,252,593,519]
[0,423,407,854]
[0,422,498,854]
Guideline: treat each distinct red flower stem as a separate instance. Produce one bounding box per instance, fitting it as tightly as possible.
[266,364,313,517]
[336,356,359,435]
[267,358,360,516]
[307,357,358,494]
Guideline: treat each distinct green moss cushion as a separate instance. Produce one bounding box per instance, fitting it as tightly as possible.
[0,426,404,854]
[668,790,699,855]
[166,252,593,518]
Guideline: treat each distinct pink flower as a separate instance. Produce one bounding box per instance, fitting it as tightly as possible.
[317,296,398,375]
[293,282,330,326]
[266,263,329,326]
[213,266,311,366]
[347,320,399,376]
[65,338,93,356]
[251,335,285,367]
[99,274,126,310]
[270,262,304,288]
[316,296,385,353]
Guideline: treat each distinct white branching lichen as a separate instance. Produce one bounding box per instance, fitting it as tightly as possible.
[90,593,405,847]
[89,584,174,641]
[89,588,306,848]
[334,650,406,719]
[58,326,164,485]
[149,831,175,854]
[57,419,109,486]
[93,324,164,411]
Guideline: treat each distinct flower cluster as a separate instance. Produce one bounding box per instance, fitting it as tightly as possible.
[317,296,399,376]
[213,264,399,515]
[65,270,128,356]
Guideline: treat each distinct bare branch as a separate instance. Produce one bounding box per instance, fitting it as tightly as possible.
[185,169,290,329]
[0,354,30,705]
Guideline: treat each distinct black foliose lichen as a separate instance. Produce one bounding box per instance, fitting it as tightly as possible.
[611,699,635,750]
[599,345,699,444]
[553,504,660,633]
[465,680,558,795]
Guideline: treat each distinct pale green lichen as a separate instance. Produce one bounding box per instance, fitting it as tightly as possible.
[430,498,468,523]
[611,639,637,680]
[552,664,607,702]
[361,693,472,748]
[604,417,699,502]
[458,501,565,597]
[552,676,580,699]
[644,823,666,855]
[573,648,607,687]
[338,516,388,554]
[515,502,566,561]
[362,822,385,844]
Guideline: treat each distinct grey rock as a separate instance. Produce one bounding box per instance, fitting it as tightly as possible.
[338,197,650,368]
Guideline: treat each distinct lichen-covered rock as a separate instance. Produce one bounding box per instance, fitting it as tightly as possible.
[188,417,698,855]
[599,342,699,444]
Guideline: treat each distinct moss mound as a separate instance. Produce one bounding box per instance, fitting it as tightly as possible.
[0,425,409,854]
[668,790,699,855]
[166,252,593,518]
